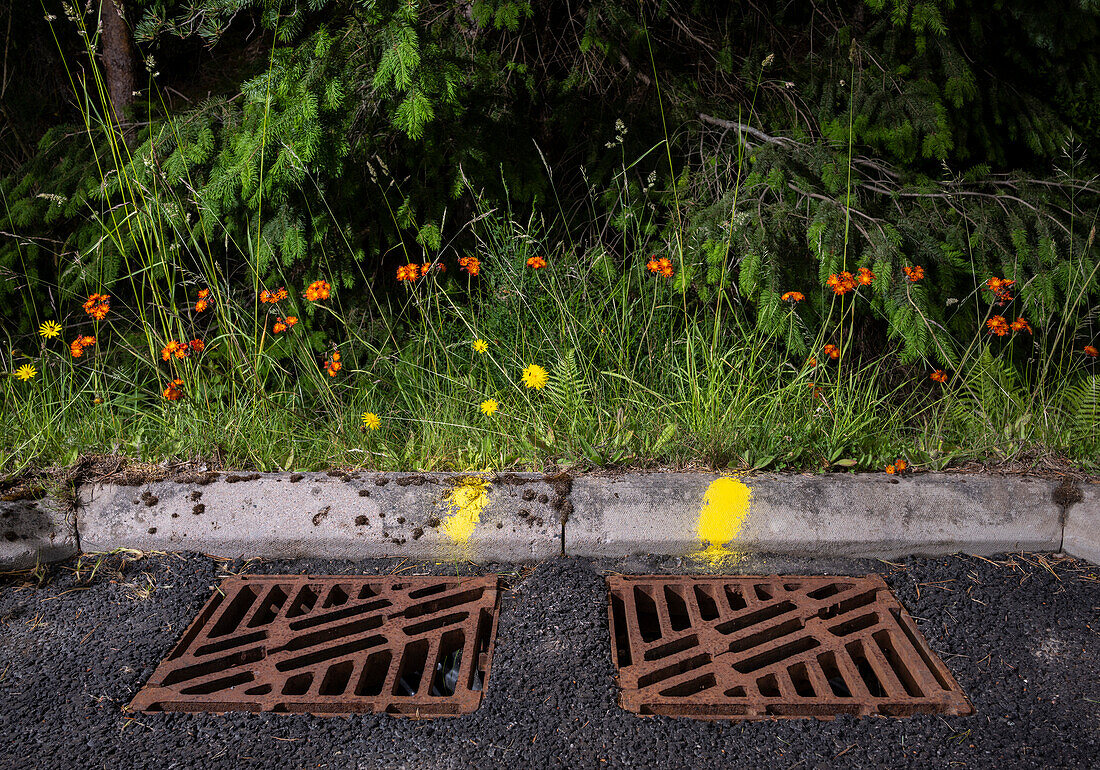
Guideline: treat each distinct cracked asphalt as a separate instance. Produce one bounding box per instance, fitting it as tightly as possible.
[1,551,1098,769]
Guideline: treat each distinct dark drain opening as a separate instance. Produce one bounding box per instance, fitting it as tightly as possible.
[395,640,430,696]
[430,629,465,696]
[633,587,661,642]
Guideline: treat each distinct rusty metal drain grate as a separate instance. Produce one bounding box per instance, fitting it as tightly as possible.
[130,574,500,717]
[606,575,972,719]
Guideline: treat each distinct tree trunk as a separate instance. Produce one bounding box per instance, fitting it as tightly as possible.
[100,0,134,140]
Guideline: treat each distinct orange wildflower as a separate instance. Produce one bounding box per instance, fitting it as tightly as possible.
[1010,317,1032,334]
[194,299,210,313]
[807,357,817,368]
[396,264,417,282]
[69,335,95,357]
[895,459,908,472]
[782,291,805,302]
[458,256,481,276]
[1085,345,1099,358]
[189,339,204,353]
[826,272,857,295]
[162,378,184,401]
[304,280,331,301]
[285,316,297,328]
[903,265,924,282]
[885,464,896,474]
[822,343,840,360]
[273,320,287,334]
[161,340,189,360]
[197,289,210,299]
[527,256,547,269]
[930,369,948,383]
[986,277,1015,304]
[324,350,342,377]
[856,267,875,286]
[260,288,283,304]
[82,293,110,320]
[986,315,1010,336]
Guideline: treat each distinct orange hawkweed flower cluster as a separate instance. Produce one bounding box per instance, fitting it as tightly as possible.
[260,287,288,304]
[188,339,204,354]
[885,459,908,475]
[903,265,924,282]
[782,291,805,302]
[162,378,184,401]
[82,293,110,320]
[822,343,840,360]
[397,262,444,282]
[69,335,95,357]
[527,256,547,269]
[161,339,191,360]
[323,350,342,377]
[1085,345,1099,358]
[195,288,212,313]
[807,357,817,368]
[856,267,875,286]
[986,277,1015,304]
[646,257,674,278]
[986,316,1012,336]
[304,280,331,301]
[826,271,857,295]
[272,316,298,334]
[930,369,948,383]
[458,256,481,276]
[1010,317,1032,334]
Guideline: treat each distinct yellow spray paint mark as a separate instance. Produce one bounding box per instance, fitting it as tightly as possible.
[693,476,752,566]
[441,476,492,545]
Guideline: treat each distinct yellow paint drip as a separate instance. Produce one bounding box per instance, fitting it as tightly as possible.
[441,476,492,545]
[693,476,752,566]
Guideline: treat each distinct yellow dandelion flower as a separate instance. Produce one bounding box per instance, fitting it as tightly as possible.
[521,364,549,390]
[361,412,381,430]
[39,321,62,339]
[14,364,37,381]
[472,339,488,354]
[480,399,499,416]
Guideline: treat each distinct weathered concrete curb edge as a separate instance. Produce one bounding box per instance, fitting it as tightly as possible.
[4,472,1098,568]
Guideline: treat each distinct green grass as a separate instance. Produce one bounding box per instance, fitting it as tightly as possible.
[3,15,1100,478]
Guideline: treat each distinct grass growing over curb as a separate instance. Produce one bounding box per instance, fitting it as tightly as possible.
[3,14,1100,477]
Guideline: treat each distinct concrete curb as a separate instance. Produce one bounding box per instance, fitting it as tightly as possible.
[1,494,78,569]
[2,470,1092,568]
[1063,482,1100,564]
[77,472,565,561]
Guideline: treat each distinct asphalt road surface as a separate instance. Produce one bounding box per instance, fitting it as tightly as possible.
[2,551,1098,769]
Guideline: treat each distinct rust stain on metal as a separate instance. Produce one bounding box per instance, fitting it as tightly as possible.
[131,574,500,717]
[606,574,972,720]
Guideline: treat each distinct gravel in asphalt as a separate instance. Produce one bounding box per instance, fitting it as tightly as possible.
[1,551,1098,769]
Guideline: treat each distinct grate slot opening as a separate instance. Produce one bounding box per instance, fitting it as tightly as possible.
[248,586,288,627]
[394,640,430,696]
[828,612,879,637]
[728,618,803,654]
[807,583,852,601]
[322,585,349,608]
[280,615,384,652]
[245,684,272,695]
[403,611,469,636]
[285,586,319,618]
[873,630,923,697]
[645,634,699,662]
[716,601,796,636]
[403,588,485,619]
[633,586,662,642]
[275,634,386,673]
[161,647,265,686]
[817,652,852,698]
[817,589,878,620]
[724,585,747,611]
[753,584,773,601]
[733,636,820,674]
[664,586,691,631]
[319,660,355,695]
[355,650,393,696]
[429,629,465,696]
[409,582,456,599]
[610,594,633,667]
[167,593,224,661]
[208,586,258,638]
[846,641,886,697]
[194,630,267,657]
[357,584,379,599]
[467,608,494,692]
[693,585,719,621]
[636,653,711,688]
[282,672,313,695]
[788,663,816,697]
[660,673,716,698]
[724,685,746,697]
[288,598,390,631]
[757,674,780,697]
